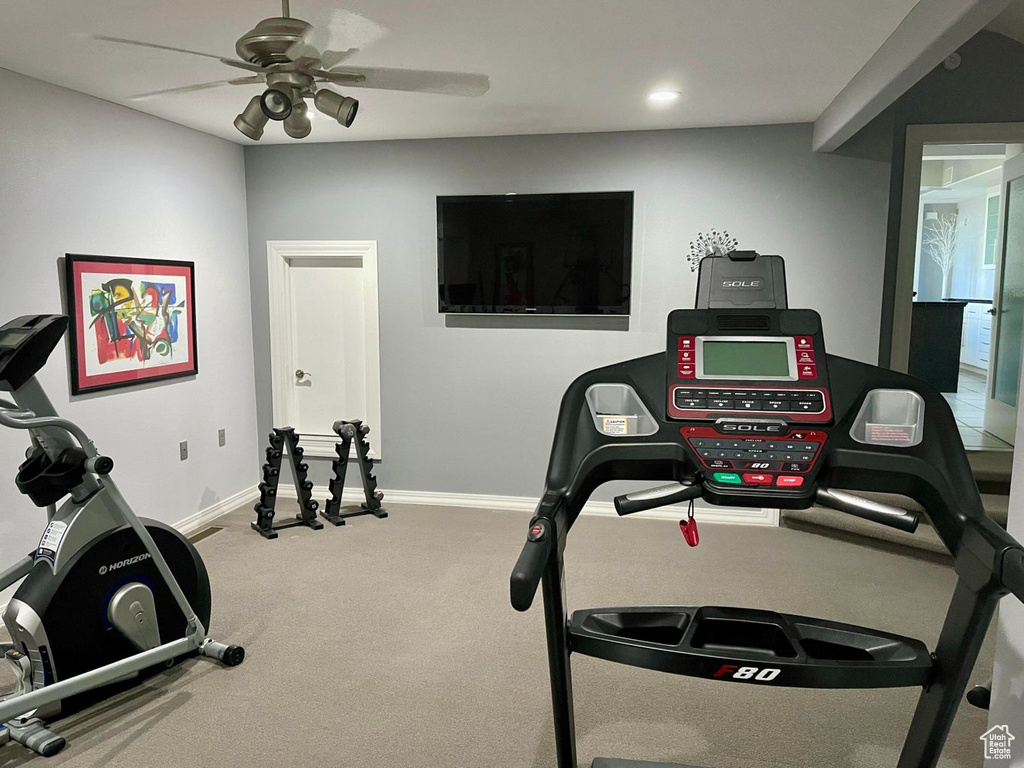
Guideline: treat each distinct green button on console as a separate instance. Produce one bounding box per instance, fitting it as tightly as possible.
[712,472,743,485]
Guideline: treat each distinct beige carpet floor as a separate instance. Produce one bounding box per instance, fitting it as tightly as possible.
[0,502,997,768]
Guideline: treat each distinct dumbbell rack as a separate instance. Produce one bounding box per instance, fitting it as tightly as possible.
[251,427,324,539]
[321,419,387,525]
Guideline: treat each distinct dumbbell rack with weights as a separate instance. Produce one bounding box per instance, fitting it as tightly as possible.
[251,427,324,539]
[321,419,387,525]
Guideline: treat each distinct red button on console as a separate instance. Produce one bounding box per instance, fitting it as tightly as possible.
[798,364,817,379]
[742,473,773,486]
[678,364,696,378]
[776,475,804,488]
[678,349,694,363]
[796,350,815,365]
[794,336,814,350]
[678,336,695,351]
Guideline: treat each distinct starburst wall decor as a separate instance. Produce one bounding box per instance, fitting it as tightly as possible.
[687,229,738,272]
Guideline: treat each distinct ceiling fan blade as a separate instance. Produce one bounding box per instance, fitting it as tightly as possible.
[296,8,388,58]
[317,66,490,97]
[127,76,263,101]
[320,48,359,69]
[93,35,267,73]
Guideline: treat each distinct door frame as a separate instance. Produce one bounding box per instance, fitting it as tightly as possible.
[984,151,1024,443]
[890,122,1024,373]
[267,240,382,459]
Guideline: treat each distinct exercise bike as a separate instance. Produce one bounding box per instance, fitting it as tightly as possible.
[511,251,1024,768]
[0,314,244,757]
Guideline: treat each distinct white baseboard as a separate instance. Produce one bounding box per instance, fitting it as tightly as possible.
[279,485,779,527]
[175,486,261,536]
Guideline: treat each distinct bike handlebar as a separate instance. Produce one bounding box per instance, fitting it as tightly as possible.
[0,408,98,459]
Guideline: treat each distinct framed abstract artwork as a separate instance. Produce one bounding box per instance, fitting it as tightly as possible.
[64,254,198,395]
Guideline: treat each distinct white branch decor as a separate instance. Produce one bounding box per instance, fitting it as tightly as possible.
[923,213,964,298]
[688,229,738,272]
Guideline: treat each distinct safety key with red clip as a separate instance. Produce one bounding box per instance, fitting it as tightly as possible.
[679,499,699,547]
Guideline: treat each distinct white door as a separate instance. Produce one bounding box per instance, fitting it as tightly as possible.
[268,241,382,458]
[984,153,1024,445]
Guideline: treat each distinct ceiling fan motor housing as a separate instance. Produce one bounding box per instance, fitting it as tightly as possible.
[235,17,313,66]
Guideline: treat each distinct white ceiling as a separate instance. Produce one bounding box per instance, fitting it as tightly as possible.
[0,0,923,145]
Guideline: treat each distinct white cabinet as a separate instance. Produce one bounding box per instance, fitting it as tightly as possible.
[960,302,993,370]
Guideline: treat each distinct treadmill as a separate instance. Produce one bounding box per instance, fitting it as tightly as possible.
[509,251,1024,768]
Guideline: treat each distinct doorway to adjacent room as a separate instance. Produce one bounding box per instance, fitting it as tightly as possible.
[893,125,1024,458]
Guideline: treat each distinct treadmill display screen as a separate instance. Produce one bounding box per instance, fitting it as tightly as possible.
[700,340,792,379]
[0,330,30,347]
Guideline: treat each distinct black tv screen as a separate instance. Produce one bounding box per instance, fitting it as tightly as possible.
[437,191,634,314]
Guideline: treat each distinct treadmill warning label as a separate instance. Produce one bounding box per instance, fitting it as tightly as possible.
[36,520,68,562]
[868,424,914,443]
[601,417,629,435]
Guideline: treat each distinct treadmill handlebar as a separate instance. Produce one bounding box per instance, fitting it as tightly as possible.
[511,484,925,611]
[815,487,920,534]
[1004,548,1024,604]
[511,519,553,612]
[613,482,702,516]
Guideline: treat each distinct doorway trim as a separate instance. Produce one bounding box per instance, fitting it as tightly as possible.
[890,122,1024,373]
[267,240,382,459]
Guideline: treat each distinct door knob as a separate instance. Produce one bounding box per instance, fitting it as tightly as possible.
[986,308,997,315]
[295,369,310,380]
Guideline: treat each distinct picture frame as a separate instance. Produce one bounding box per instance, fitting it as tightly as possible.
[493,242,534,306]
[64,254,198,395]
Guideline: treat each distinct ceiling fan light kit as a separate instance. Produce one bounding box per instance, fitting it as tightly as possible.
[233,95,269,140]
[284,100,312,138]
[314,89,359,128]
[260,88,293,120]
[96,0,490,142]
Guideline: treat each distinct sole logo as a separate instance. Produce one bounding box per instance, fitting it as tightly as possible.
[98,553,152,576]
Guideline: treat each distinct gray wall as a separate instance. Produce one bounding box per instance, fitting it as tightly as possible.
[0,68,258,574]
[244,124,890,497]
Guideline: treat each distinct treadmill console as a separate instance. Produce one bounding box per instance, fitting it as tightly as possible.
[666,255,832,499]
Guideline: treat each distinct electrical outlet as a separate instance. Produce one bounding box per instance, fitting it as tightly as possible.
[218,428,226,447]
[179,441,188,461]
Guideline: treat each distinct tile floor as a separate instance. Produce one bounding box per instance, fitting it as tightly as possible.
[943,368,1014,451]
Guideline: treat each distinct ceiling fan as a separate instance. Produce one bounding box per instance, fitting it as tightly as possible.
[95,0,490,140]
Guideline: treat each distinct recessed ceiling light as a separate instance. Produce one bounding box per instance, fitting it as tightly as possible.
[648,90,681,104]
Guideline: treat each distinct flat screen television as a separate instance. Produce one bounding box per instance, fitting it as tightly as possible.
[437,191,634,314]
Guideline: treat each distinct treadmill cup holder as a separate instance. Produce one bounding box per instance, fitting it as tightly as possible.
[850,389,925,448]
[585,383,659,437]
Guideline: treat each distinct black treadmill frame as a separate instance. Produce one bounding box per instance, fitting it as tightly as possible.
[520,347,1023,768]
